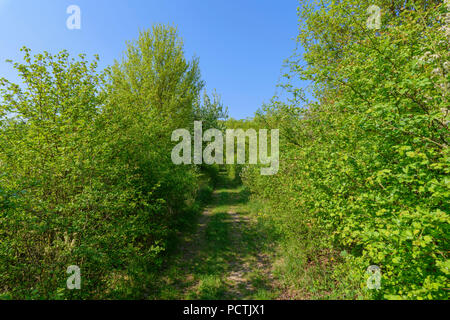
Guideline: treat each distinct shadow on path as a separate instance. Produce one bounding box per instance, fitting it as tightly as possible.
[148,178,279,300]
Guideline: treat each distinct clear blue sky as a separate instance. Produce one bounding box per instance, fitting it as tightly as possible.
[0,0,302,119]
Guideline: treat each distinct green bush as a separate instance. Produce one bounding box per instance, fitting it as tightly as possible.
[242,0,449,300]
[0,25,214,299]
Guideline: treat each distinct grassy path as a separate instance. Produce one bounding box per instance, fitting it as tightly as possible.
[149,178,281,300]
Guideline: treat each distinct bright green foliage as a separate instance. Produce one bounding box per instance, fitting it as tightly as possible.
[0,48,114,299]
[222,118,264,185]
[0,25,221,299]
[242,0,449,299]
[195,91,229,132]
[0,3,448,300]
[104,25,204,220]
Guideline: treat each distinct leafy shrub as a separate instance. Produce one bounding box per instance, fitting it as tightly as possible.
[242,0,449,300]
[0,25,215,299]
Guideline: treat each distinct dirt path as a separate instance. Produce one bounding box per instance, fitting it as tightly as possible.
[150,182,281,300]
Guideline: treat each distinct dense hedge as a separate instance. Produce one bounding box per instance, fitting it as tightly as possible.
[242,0,449,299]
[0,25,225,299]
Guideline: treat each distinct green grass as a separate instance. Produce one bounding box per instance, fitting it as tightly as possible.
[146,173,281,300]
[144,172,360,300]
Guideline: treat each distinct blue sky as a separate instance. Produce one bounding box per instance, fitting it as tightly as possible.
[0,0,302,119]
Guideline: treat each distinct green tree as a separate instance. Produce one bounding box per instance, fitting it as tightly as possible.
[0,24,223,299]
[243,0,449,299]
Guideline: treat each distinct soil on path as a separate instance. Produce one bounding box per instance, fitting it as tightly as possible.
[150,182,281,300]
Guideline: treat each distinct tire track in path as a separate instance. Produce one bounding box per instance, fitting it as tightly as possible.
[152,180,281,300]
[180,187,278,299]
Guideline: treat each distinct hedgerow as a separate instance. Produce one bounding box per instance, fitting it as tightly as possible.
[242,0,449,299]
[0,25,225,299]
